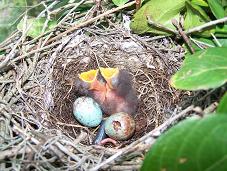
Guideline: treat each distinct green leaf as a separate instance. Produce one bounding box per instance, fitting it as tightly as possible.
[0,0,46,42]
[217,93,227,113]
[187,1,210,21]
[112,0,129,6]
[130,0,186,35]
[207,0,225,19]
[170,47,227,90]
[184,1,213,36]
[184,2,205,29]
[17,17,57,38]
[191,37,227,51]
[215,24,227,35]
[141,114,227,171]
[0,1,27,42]
[213,38,227,46]
[222,0,227,7]
[0,50,6,55]
[53,0,93,21]
[190,0,208,7]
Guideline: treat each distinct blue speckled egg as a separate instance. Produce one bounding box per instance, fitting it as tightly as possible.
[104,112,135,140]
[73,96,102,127]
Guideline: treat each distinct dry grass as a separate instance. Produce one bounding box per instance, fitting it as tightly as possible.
[0,1,223,170]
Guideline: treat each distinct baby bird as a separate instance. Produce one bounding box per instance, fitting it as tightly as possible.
[75,68,138,145]
[75,67,138,116]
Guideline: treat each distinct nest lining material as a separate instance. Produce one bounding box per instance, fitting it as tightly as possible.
[0,23,185,170]
[51,27,184,144]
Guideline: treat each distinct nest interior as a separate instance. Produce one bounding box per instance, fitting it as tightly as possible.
[49,26,184,145]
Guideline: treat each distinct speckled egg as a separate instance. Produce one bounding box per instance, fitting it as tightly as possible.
[73,96,102,127]
[104,112,135,140]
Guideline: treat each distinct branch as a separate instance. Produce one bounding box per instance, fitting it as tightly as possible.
[172,19,195,54]
[46,1,135,45]
[147,16,178,34]
[186,16,227,35]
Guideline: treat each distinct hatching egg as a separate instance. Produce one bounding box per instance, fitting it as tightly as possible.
[104,112,135,141]
[73,96,102,127]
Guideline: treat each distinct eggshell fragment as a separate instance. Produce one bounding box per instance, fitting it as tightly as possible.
[104,112,135,140]
[73,96,102,127]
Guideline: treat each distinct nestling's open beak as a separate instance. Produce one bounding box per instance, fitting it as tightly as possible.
[78,69,106,91]
[77,67,137,115]
[99,67,119,89]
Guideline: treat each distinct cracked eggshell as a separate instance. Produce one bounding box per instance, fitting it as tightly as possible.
[104,112,135,141]
[73,96,102,127]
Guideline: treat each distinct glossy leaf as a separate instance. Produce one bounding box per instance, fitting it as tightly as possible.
[170,47,227,90]
[184,2,205,28]
[187,1,210,21]
[184,1,213,36]
[130,0,186,35]
[217,93,227,114]
[112,0,129,6]
[141,114,227,171]
[190,0,208,7]
[17,17,57,38]
[207,0,225,19]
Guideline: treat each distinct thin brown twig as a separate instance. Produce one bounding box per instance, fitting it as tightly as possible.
[11,41,60,64]
[45,1,135,45]
[147,16,178,34]
[172,19,195,54]
[135,0,141,11]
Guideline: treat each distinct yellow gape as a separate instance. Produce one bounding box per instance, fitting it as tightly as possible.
[78,69,98,83]
[78,69,106,91]
[77,67,138,115]
[99,67,119,89]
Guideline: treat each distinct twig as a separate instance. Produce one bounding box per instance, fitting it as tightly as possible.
[135,0,141,11]
[0,1,60,71]
[46,1,135,45]
[186,16,227,35]
[89,105,195,171]
[54,142,81,162]
[0,31,19,49]
[111,165,141,170]
[204,102,218,114]
[0,2,45,49]
[131,34,168,67]
[172,19,195,54]
[57,0,87,27]
[190,37,214,49]
[147,16,178,34]
[148,14,227,35]
[1,1,135,71]
[211,33,222,47]
[10,41,60,64]
[0,146,32,161]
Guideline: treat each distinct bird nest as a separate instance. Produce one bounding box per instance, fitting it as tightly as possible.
[51,29,184,145]
[0,18,187,170]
